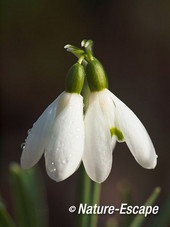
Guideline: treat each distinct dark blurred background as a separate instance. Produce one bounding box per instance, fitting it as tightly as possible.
[1,0,170,226]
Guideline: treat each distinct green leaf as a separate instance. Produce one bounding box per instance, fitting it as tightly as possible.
[0,201,16,227]
[9,163,48,227]
[119,181,133,227]
[130,187,161,227]
[150,192,170,227]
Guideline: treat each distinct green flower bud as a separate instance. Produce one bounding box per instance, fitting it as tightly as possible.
[86,58,107,92]
[65,63,85,94]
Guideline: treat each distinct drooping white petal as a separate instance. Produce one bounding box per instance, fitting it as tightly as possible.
[21,92,66,169]
[45,93,84,182]
[106,89,157,169]
[83,92,113,183]
[99,89,118,149]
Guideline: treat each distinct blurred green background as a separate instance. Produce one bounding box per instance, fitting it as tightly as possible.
[1,0,170,226]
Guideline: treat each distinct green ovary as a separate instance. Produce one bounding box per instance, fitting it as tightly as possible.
[110,127,124,141]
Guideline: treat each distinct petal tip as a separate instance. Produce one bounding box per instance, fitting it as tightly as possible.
[88,173,109,183]
[140,153,158,169]
[20,152,36,170]
[148,155,158,169]
[46,166,71,182]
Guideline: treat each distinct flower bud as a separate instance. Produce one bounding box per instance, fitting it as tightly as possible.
[86,58,107,91]
[65,63,85,94]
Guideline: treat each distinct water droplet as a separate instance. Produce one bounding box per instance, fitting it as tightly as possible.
[49,162,57,172]
[61,159,69,164]
[21,142,25,149]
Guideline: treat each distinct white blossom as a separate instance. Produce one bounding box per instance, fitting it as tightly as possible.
[83,89,157,183]
[21,92,84,182]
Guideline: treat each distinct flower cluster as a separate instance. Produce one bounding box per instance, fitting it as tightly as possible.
[21,40,157,183]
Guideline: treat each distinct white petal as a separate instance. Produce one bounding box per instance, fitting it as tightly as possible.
[99,89,119,148]
[20,93,67,169]
[83,92,113,183]
[111,137,117,150]
[99,90,115,128]
[45,93,84,182]
[106,89,157,169]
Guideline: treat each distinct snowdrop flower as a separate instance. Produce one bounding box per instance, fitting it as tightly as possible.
[21,41,157,184]
[83,57,157,183]
[21,62,85,182]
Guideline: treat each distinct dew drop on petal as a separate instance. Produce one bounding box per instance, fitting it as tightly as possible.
[61,158,69,165]
[21,142,25,149]
[49,162,57,172]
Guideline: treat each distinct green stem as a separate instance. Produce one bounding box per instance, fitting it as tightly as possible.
[77,55,85,64]
[76,165,91,227]
[89,182,101,227]
[76,168,101,227]
[84,40,94,62]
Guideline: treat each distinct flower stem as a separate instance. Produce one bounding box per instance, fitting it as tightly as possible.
[76,166,101,227]
[77,55,85,64]
[76,165,91,227]
[89,182,101,227]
